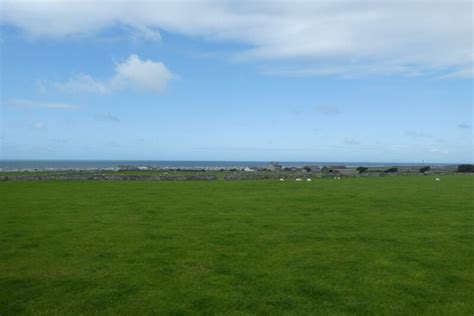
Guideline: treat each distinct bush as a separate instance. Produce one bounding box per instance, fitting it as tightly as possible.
[384,167,398,173]
[420,166,430,173]
[302,166,311,172]
[457,164,474,173]
[357,167,368,174]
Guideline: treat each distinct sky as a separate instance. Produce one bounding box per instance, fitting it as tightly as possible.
[0,0,473,163]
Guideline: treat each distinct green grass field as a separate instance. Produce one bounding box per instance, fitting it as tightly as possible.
[1,176,473,315]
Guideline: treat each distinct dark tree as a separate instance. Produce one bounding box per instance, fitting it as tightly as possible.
[384,167,398,173]
[419,166,430,173]
[357,166,368,174]
[303,166,311,172]
[457,164,474,173]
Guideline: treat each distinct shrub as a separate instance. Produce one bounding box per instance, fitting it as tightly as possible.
[357,167,368,174]
[420,166,430,173]
[384,167,398,173]
[457,164,474,173]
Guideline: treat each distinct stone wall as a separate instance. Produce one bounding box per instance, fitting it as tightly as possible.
[0,174,218,181]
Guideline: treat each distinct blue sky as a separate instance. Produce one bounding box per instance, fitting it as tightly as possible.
[0,1,472,163]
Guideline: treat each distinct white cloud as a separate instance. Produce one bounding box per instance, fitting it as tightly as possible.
[113,54,173,93]
[429,148,449,155]
[94,112,120,122]
[55,54,173,94]
[404,130,433,139]
[314,105,340,115]
[440,67,474,79]
[31,121,47,130]
[344,138,360,145]
[55,74,109,94]
[5,98,78,109]
[36,80,47,94]
[1,1,472,77]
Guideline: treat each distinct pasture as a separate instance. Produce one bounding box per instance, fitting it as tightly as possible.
[1,176,473,314]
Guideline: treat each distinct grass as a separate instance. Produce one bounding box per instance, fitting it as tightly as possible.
[1,176,473,315]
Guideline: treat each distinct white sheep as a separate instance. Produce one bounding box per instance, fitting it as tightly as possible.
[307,178,312,182]
[296,178,302,181]
[435,178,441,181]
[279,178,285,181]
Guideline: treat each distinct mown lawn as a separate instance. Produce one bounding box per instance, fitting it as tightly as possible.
[1,176,473,315]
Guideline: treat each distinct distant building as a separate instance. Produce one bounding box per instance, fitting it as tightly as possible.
[118,165,140,171]
[244,167,257,172]
[303,165,321,173]
[138,165,153,170]
[118,165,153,171]
[267,161,282,171]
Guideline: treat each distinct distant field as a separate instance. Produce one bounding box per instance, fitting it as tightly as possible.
[1,177,473,314]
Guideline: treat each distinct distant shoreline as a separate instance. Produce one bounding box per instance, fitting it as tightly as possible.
[1,163,470,182]
[0,160,461,172]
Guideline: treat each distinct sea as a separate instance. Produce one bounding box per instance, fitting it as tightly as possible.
[0,160,452,171]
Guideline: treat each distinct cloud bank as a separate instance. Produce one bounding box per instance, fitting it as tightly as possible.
[1,1,472,77]
[55,54,173,94]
